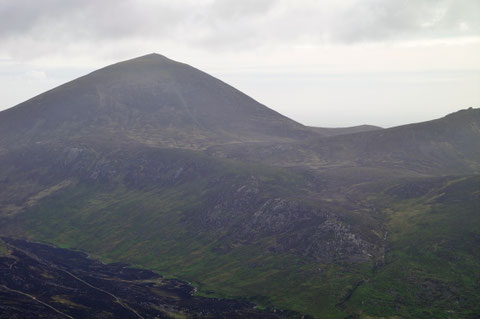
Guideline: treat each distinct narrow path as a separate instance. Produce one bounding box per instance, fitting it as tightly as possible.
[0,284,75,319]
[8,258,17,270]
[6,242,145,319]
[59,269,145,319]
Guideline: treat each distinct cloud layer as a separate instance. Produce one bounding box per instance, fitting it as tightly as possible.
[1,0,479,60]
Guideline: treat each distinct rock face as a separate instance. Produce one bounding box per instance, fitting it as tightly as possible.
[202,192,376,262]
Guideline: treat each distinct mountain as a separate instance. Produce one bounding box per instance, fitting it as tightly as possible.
[0,54,479,318]
[0,54,315,150]
[206,108,480,177]
[315,108,480,173]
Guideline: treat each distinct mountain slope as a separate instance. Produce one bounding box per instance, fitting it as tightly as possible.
[343,175,480,318]
[0,54,479,318]
[316,108,480,174]
[0,54,313,149]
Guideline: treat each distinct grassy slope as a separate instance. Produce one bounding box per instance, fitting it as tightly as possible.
[3,143,478,318]
[7,172,479,318]
[15,180,367,318]
[345,176,480,318]
[0,238,8,256]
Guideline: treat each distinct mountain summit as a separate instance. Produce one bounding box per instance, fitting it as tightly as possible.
[0,53,311,148]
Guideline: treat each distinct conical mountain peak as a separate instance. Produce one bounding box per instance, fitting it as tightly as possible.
[135,52,170,59]
[100,53,179,70]
[0,54,311,148]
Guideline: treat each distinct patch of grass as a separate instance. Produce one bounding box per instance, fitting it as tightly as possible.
[0,239,8,256]
[51,295,88,309]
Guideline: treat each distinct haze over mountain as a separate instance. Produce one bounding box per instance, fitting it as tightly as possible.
[0,54,479,319]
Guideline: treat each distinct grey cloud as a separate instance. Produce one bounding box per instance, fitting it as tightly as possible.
[251,0,480,45]
[0,0,181,40]
[335,0,480,43]
[0,0,81,37]
[209,0,276,20]
[0,0,478,60]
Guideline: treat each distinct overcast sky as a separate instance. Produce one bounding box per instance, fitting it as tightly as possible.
[0,0,479,127]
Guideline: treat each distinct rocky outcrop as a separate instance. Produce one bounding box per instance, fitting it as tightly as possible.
[200,178,377,262]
